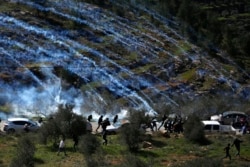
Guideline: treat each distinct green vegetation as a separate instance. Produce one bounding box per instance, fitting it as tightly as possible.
[183,114,209,145]
[178,68,196,82]
[0,1,250,166]
[98,0,250,109]
[0,105,12,114]
[1,130,250,166]
[1,105,250,166]
[10,135,36,167]
[0,0,248,103]
[107,0,250,71]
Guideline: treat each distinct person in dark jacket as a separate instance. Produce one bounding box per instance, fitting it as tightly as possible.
[113,115,118,125]
[87,114,93,122]
[158,114,167,130]
[222,143,231,160]
[102,118,111,132]
[151,116,157,131]
[96,115,103,132]
[72,134,79,152]
[101,118,110,145]
[232,138,243,156]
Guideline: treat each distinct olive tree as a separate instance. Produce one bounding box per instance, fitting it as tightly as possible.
[39,104,87,147]
[183,114,209,145]
[119,109,147,153]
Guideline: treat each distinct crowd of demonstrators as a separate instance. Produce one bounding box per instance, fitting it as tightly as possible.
[42,112,247,161]
[164,115,183,133]
[140,113,184,133]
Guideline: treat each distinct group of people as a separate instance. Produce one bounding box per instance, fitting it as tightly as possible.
[143,114,183,134]
[57,114,119,156]
[95,114,118,145]
[223,137,243,160]
[56,113,246,160]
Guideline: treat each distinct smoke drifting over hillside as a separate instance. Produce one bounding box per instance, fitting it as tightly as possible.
[0,0,249,118]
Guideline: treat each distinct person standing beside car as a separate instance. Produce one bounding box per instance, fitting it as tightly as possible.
[23,123,29,133]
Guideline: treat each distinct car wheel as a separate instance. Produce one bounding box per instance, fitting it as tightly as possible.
[7,128,15,134]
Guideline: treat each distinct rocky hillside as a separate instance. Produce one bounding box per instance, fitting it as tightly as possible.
[0,0,249,117]
[136,0,250,71]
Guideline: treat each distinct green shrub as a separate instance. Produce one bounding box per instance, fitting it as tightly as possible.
[78,134,107,167]
[38,104,87,147]
[183,114,209,145]
[79,134,101,156]
[119,110,146,153]
[119,123,142,152]
[10,135,36,167]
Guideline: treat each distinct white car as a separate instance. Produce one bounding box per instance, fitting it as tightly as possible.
[106,124,119,135]
[106,121,130,135]
[3,118,40,133]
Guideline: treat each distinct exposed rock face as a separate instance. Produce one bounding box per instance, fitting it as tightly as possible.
[0,0,249,116]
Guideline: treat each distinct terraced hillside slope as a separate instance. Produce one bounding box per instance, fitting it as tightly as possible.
[142,0,250,71]
[0,0,250,117]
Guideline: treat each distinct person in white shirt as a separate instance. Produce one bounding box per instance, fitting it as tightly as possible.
[57,137,67,156]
